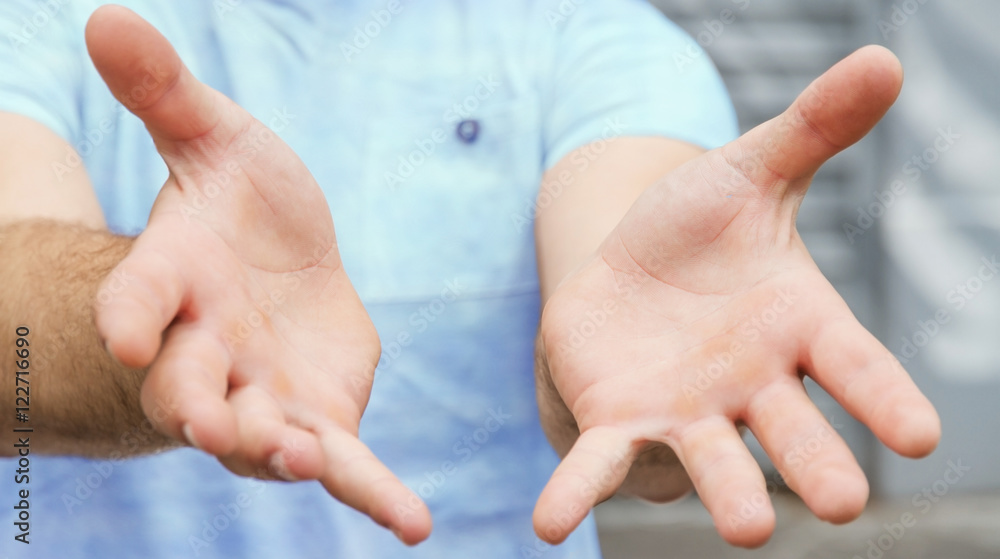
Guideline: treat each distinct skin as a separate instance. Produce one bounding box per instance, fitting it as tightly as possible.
[0,4,939,551]
[531,45,941,548]
[87,6,434,545]
[2,6,430,545]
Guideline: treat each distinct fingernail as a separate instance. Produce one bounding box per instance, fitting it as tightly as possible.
[391,527,405,543]
[269,452,299,481]
[182,423,201,450]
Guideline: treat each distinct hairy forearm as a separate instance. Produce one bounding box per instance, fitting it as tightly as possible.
[0,220,174,457]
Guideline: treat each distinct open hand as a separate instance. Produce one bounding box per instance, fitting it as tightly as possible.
[533,46,940,547]
[88,6,430,544]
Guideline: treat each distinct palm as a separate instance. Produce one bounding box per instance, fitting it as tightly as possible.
[140,177,378,442]
[534,46,940,548]
[145,112,379,413]
[88,6,428,544]
[552,239,822,419]
[553,148,834,410]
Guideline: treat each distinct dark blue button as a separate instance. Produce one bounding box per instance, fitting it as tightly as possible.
[456,119,480,144]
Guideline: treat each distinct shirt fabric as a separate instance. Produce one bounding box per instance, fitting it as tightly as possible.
[0,0,736,557]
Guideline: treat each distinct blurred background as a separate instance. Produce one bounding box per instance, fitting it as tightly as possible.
[596,1,1000,557]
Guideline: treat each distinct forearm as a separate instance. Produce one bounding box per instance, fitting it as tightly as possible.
[0,220,174,456]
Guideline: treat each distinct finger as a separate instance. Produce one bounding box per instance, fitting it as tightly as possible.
[533,426,636,545]
[675,417,774,548]
[725,45,903,193]
[140,323,237,456]
[84,4,321,225]
[806,314,940,458]
[317,428,432,546]
[84,5,238,143]
[218,385,325,481]
[745,380,868,523]
[95,243,184,368]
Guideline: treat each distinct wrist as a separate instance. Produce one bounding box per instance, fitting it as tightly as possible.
[534,331,579,458]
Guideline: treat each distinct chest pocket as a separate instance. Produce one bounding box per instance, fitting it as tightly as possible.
[354,77,544,303]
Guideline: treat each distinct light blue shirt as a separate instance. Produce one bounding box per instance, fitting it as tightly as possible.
[0,0,736,557]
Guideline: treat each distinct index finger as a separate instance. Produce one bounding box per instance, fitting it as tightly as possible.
[317,428,433,546]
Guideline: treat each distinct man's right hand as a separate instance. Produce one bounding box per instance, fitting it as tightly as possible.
[87,6,431,544]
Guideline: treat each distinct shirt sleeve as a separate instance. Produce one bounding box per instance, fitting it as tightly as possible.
[0,0,88,144]
[540,0,738,170]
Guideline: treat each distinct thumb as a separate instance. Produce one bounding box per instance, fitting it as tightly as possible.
[726,45,903,197]
[85,5,243,145]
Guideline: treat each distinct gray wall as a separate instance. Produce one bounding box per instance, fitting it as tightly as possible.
[875,0,1000,496]
[650,0,1000,496]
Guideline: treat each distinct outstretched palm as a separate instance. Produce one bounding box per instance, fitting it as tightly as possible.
[88,6,429,544]
[534,46,940,548]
